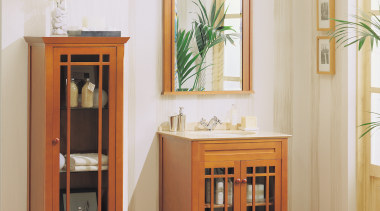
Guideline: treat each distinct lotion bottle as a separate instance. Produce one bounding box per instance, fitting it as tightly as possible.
[81,78,94,108]
[70,78,78,107]
[177,107,186,132]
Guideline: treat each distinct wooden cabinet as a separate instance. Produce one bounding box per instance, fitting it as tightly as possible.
[26,37,129,211]
[158,133,289,211]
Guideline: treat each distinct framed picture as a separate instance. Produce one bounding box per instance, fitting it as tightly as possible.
[60,189,98,211]
[317,36,335,75]
[317,0,335,31]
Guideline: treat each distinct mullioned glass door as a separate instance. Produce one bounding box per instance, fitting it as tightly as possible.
[52,47,117,211]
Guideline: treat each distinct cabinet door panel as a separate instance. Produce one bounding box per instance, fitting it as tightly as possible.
[241,160,281,211]
[200,161,241,211]
[52,47,117,211]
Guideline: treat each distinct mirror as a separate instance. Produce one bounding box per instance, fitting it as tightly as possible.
[163,0,253,94]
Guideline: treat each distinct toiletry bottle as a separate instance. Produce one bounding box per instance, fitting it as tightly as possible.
[230,104,238,130]
[70,78,78,107]
[215,179,224,205]
[178,107,186,132]
[81,78,94,108]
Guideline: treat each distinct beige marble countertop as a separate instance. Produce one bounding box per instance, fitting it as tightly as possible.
[157,130,292,141]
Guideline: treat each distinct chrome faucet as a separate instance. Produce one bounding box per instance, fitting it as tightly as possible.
[199,116,222,131]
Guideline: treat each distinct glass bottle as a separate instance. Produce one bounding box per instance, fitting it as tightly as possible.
[70,78,78,107]
[81,78,94,108]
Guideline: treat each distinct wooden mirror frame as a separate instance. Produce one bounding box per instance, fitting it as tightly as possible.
[162,0,253,95]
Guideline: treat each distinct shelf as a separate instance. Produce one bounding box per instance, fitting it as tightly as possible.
[60,168,108,173]
[60,107,108,110]
[246,201,274,206]
[204,203,233,208]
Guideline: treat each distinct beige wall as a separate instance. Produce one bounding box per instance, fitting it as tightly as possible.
[0,0,356,211]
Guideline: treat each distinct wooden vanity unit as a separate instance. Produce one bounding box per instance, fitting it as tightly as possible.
[158,131,290,211]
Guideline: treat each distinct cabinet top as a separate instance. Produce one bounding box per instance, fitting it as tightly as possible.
[24,36,130,45]
[157,130,291,141]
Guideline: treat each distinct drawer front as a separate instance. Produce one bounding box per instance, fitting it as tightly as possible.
[200,141,282,162]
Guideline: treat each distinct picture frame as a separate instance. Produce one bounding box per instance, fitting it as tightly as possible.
[317,36,335,75]
[60,189,98,211]
[317,0,335,31]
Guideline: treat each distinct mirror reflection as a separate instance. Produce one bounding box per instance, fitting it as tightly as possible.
[175,0,242,92]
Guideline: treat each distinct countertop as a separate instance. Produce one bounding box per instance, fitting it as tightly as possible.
[157,130,291,141]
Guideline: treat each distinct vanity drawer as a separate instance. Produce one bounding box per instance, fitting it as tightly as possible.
[199,141,282,162]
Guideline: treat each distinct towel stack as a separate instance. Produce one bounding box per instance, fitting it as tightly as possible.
[67,153,108,172]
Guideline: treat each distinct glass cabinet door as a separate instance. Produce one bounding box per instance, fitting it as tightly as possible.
[201,161,240,211]
[241,160,281,211]
[52,48,117,211]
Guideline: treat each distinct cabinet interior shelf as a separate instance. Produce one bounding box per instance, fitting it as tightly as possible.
[247,202,274,206]
[60,107,108,110]
[204,204,233,208]
[60,169,108,173]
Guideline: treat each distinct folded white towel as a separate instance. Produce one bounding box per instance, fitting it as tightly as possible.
[70,165,108,172]
[69,153,108,167]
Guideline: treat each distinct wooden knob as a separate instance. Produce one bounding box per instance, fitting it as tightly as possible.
[235,179,241,184]
[53,138,60,145]
[242,179,247,184]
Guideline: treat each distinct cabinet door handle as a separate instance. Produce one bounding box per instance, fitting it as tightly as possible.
[242,179,247,184]
[52,138,60,145]
[235,179,241,184]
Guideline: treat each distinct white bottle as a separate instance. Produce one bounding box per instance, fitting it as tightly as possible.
[230,104,238,130]
[70,78,78,107]
[215,179,224,205]
[81,78,94,108]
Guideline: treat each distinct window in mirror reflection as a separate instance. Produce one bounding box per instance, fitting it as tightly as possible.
[175,0,242,92]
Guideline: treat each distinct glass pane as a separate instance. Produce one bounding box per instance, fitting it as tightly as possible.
[223,81,241,91]
[71,55,100,62]
[372,16,380,87]
[270,205,275,211]
[205,168,211,175]
[214,168,226,175]
[269,166,275,173]
[255,177,266,203]
[59,65,68,210]
[225,0,242,14]
[228,168,234,175]
[205,178,211,205]
[175,0,243,92]
[255,206,266,211]
[227,178,234,207]
[247,177,253,204]
[59,63,110,211]
[214,178,225,205]
[269,176,275,204]
[61,55,68,62]
[371,93,380,165]
[247,167,253,174]
[103,54,110,62]
[224,18,242,78]
[256,167,267,173]
[372,0,380,10]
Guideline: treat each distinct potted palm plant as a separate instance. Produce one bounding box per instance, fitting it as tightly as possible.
[330,10,380,137]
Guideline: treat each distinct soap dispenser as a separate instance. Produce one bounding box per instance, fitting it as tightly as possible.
[178,107,186,132]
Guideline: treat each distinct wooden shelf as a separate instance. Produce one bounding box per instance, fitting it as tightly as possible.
[204,203,233,208]
[246,201,274,206]
[60,168,108,173]
[60,107,108,110]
